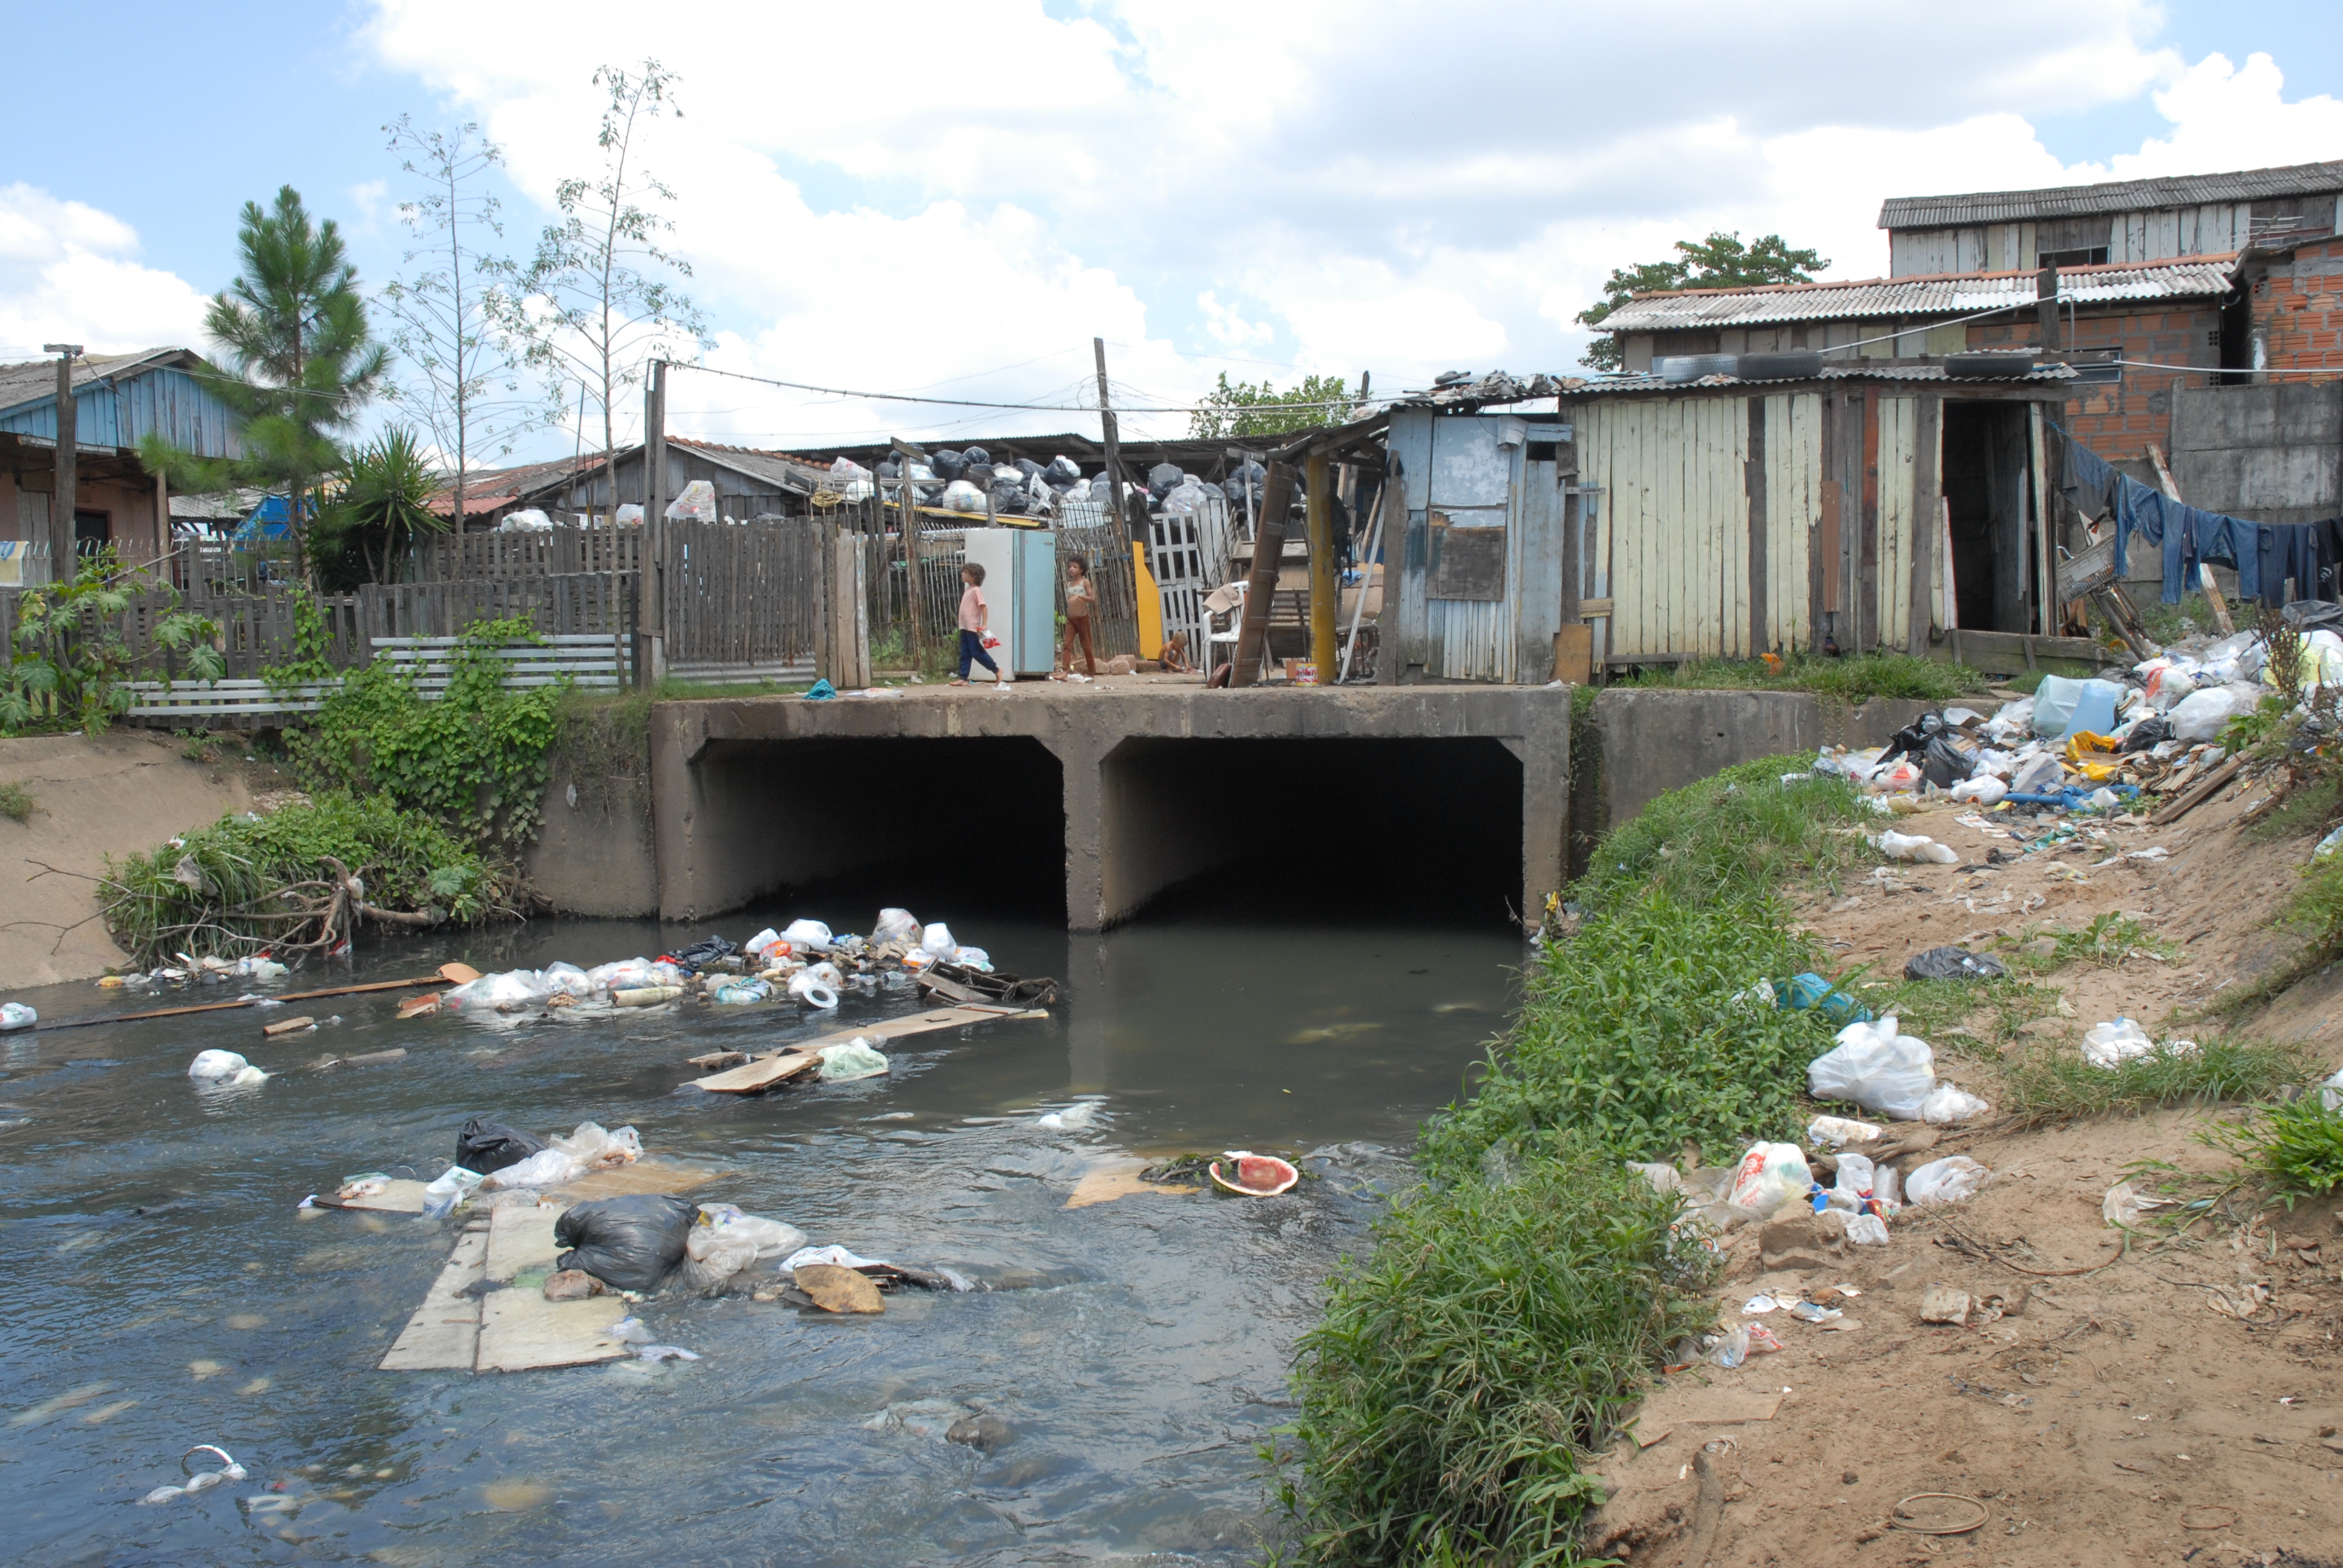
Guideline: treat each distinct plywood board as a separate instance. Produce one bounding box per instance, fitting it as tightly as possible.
[380,1222,488,1371]
[315,1178,429,1215]
[555,1161,721,1201]
[484,1201,565,1284]
[476,1290,631,1373]
[687,1005,1045,1092]
[1064,1158,1199,1209]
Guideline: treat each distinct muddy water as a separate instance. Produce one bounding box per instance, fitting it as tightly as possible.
[0,905,1521,1566]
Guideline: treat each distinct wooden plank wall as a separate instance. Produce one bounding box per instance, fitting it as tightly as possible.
[660,518,822,669]
[1760,393,1822,653]
[415,526,643,581]
[1579,396,1752,661]
[1875,396,1922,653]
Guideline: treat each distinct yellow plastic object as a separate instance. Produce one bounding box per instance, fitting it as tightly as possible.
[1131,541,1163,659]
[2063,731,2118,762]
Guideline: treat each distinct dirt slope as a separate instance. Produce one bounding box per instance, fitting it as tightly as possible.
[1590,771,2343,1567]
[0,731,257,990]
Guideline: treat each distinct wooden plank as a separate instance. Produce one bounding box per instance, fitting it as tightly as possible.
[690,1048,822,1094]
[2030,403,2054,636]
[557,1161,721,1201]
[313,1178,428,1214]
[1910,394,1941,656]
[484,1201,565,1284]
[1746,396,1768,656]
[688,1004,1045,1092]
[476,1290,632,1373]
[380,1221,488,1371]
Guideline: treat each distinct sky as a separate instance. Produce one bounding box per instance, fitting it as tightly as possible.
[6,1,2343,460]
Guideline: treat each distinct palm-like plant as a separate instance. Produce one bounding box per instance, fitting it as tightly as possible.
[315,426,446,585]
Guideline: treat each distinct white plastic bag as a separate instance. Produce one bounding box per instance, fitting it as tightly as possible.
[941,479,986,512]
[188,1048,254,1080]
[484,1148,588,1189]
[782,918,833,952]
[1832,1151,1875,1196]
[1873,1163,1901,1207]
[422,1165,485,1218]
[1,1001,36,1031]
[818,1039,890,1081]
[1807,1114,1882,1146]
[445,969,552,1009]
[919,922,957,958]
[2321,1065,2343,1112]
[697,1205,807,1260]
[2080,1017,2154,1068]
[2168,685,2249,743]
[1845,1212,1892,1246]
[1875,831,1959,864]
[541,961,593,998]
[549,1122,642,1169]
[873,908,919,944]
[585,957,658,993]
[1726,1142,1812,1212]
[744,927,784,959]
[1919,1080,1993,1123]
[1905,1155,1990,1206]
[664,479,718,521]
[1948,775,2007,806]
[678,1227,760,1290]
[1808,1016,1937,1120]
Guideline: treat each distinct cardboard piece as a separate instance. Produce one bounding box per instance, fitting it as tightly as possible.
[1064,1158,1198,1209]
[1636,1387,1786,1430]
[380,1221,488,1371]
[315,1178,430,1215]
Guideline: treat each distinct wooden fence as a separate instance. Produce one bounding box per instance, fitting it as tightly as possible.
[661,518,823,670]
[412,525,643,581]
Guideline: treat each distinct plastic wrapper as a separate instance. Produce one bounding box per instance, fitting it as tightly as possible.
[872,908,919,944]
[1726,1142,1812,1212]
[818,1039,890,1080]
[1845,1212,1891,1246]
[540,961,594,999]
[456,1117,549,1175]
[0,1001,34,1031]
[1919,1081,1993,1123]
[1875,831,1959,864]
[1948,775,2007,805]
[2168,685,2253,743]
[664,480,718,521]
[919,922,956,957]
[1904,946,2006,981]
[2080,1016,2154,1068]
[188,1048,252,1080]
[549,1122,643,1169]
[1905,1155,1990,1206]
[553,1194,696,1293]
[1807,1016,1937,1120]
[485,1148,589,1189]
[782,919,834,952]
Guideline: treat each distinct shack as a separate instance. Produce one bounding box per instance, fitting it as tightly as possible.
[1558,363,2076,670]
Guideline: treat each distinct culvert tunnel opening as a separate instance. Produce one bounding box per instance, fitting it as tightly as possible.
[705,736,1067,925]
[1100,736,1522,929]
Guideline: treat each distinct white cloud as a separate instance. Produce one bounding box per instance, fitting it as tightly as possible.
[0,184,209,361]
[353,1,2340,432]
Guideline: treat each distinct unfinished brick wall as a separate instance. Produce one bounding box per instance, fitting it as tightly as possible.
[1968,306,2223,460]
[2249,238,2343,370]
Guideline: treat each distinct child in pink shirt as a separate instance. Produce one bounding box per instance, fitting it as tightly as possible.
[951,561,1005,685]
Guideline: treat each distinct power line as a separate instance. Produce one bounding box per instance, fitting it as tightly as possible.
[667,359,1407,416]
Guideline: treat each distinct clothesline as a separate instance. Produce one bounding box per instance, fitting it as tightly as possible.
[2052,422,2336,607]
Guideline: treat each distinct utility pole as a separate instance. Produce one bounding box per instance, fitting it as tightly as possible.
[43,344,80,573]
[1093,338,1126,537]
[638,359,667,684]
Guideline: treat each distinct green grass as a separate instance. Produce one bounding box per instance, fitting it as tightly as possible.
[1616,650,1988,705]
[1997,1036,2316,1128]
[0,780,38,823]
[1994,912,2179,976]
[2199,1094,2343,1201]
[1998,661,2099,694]
[1871,974,2063,1057]
[2122,591,2217,648]
[1279,1147,1714,1567]
[1575,756,1878,912]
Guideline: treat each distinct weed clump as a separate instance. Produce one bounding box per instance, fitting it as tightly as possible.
[0,780,38,823]
[2200,1094,2343,1199]
[1280,1146,1712,1567]
[1616,650,1987,705]
[1999,1036,2315,1128]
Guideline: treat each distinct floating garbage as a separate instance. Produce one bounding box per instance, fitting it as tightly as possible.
[188,1049,267,1086]
[139,1444,248,1504]
[554,1194,698,1293]
[1,1001,36,1031]
[816,1039,890,1080]
[1210,1151,1299,1196]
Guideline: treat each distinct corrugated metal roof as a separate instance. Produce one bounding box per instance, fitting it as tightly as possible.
[0,348,192,416]
[1559,362,2077,399]
[1596,257,2234,333]
[1880,160,2343,230]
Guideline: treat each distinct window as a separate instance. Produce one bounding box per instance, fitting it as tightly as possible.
[2037,246,2108,269]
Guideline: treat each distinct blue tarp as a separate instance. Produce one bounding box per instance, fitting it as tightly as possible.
[229,494,312,543]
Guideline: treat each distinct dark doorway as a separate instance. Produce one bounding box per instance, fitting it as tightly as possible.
[1939,402,2034,633]
[73,508,111,556]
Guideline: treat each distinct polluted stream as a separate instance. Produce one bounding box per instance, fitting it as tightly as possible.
[1,901,1521,1565]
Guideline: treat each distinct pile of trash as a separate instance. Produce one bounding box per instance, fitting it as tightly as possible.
[413,908,991,1023]
[100,952,290,991]
[844,443,1301,527]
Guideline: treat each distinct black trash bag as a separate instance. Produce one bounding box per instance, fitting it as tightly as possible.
[988,481,1029,516]
[2120,716,2171,754]
[962,462,996,489]
[1921,734,1977,789]
[1904,946,2008,982]
[666,934,738,970]
[876,457,901,479]
[456,1117,548,1176]
[554,1194,696,1293]
[1013,457,1044,481]
[1046,454,1082,482]
[930,449,968,482]
[1147,461,1184,497]
[961,446,989,468]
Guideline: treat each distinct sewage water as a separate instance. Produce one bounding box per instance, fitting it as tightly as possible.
[1,905,1522,1566]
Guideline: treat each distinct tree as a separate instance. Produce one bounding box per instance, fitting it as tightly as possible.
[1573,232,1829,371]
[378,117,545,528]
[312,425,447,589]
[1187,371,1355,440]
[142,187,388,571]
[499,59,707,494]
